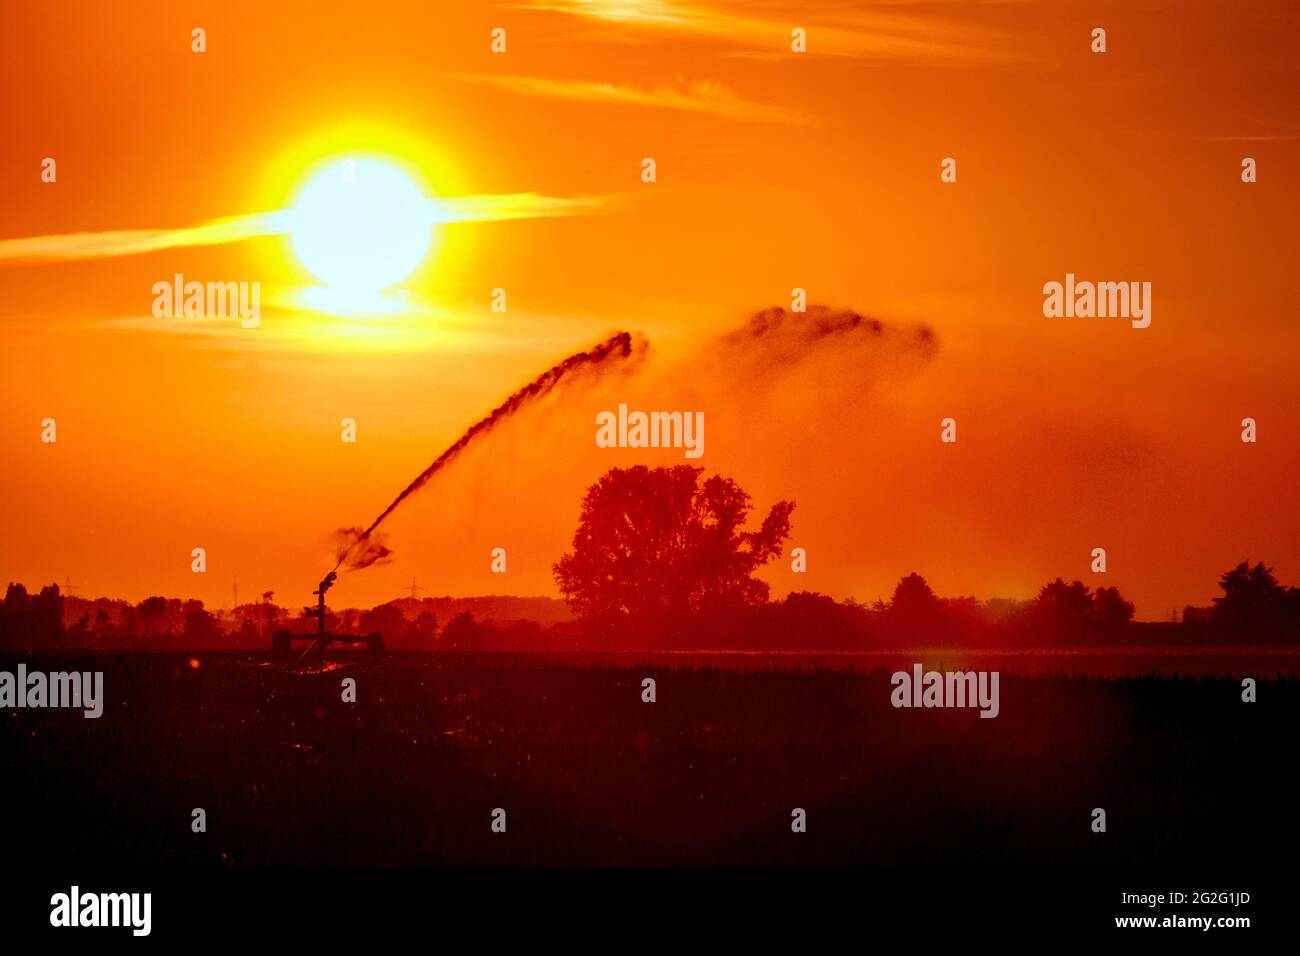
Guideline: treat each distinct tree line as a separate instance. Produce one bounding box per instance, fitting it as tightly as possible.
[2,466,1297,649]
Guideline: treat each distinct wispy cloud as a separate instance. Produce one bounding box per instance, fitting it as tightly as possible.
[432,192,620,223]
[451,73,810,124]
[0,212,284,264]
[519,0,1017,63]
[73,293,622,356]
[0,194,613,265]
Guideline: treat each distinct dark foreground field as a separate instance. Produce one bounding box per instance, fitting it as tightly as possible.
[0,651,1293,866]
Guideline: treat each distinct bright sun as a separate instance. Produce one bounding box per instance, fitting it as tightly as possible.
[288,158,434,293]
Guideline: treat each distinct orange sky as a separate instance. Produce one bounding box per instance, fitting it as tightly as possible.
[1,0,1298,618]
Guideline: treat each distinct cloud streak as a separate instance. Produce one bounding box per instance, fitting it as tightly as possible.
[519,0,1017,63]
[431,192,620,223]
[0,212,284,264]
[451,73,810,124]
[0,193,613,265]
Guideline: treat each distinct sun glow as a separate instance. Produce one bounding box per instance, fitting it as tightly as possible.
[287,158,436,293]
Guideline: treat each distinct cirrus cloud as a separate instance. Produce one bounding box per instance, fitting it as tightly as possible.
[449,73,812,125]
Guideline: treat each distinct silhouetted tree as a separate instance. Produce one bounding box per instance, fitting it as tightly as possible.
[411,610,440,643]
[92,608,116,645]
[767,591,868,647]
[1090,586,1136,631]
[884,572,944,637]
[0,584,25,646]
[890,572,938,614]
[1032,578,1094,638]
[891,573,939,611]
[939,595,984,641]
[137,596,169,636]
[0,583,65,646]
[66,613,91,643]
[34,585,64,643]
[183,604,223,643]
[441,611,485,650]
[233,599,286,639]
[360,602,406,639]
[1213,561,1287,632]
[554,465,794,623]
[4,582,29,615]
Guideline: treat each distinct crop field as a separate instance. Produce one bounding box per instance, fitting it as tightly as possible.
[1,651,1292,867]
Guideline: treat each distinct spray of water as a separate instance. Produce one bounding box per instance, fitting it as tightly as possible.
[329,308,934,576]
[332,331,640,573]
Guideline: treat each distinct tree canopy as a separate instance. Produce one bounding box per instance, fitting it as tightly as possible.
[553,465,794,622]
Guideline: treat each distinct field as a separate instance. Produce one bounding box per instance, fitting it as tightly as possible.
[1,651,1294,867]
